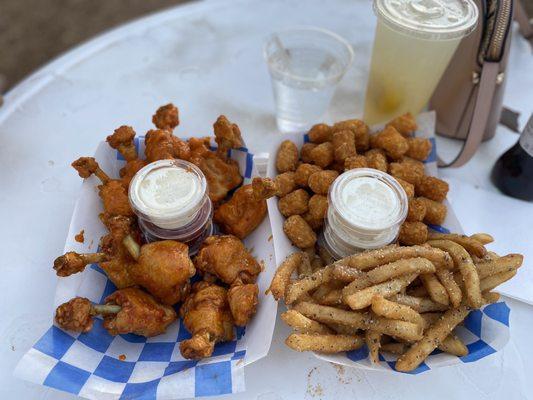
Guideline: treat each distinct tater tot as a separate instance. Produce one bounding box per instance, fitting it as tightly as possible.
[416,176,449,202]
[406,137,432,161]
[370,126,409,160]
[332,119,370,152]
[406,198,427,222]
[309,142,334,168]
[332,130,356,162]
[308,170,339,194]
[386,113,418,137]
[300,143,317,163]
[308,194,328,220]
[278,189,310,217]
[395,177,415,198]
[345,155,368,170]
[364,149,388,172]
[389,162,425,185]
[284,215,318,248]
[330,161,345,173]
[308,123,332,143]
[399,221,428,245]
[419,197,447,225]
[400,156,425,173]
[303,212,324,231]
[276,140,299,173]
[295,163,322,187]
[275,172,296,197]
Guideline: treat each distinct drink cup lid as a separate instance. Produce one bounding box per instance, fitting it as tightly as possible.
[374,0,478,40]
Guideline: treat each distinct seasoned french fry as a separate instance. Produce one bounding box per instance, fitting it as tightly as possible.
[470,233,494,245]
[286,333,364,353]
[367,315,423,342]
[366,330,381,363]
[332,264,365,283]
[268,252,304,300]
[326,322,359,335]
[483,291,501,304]
[312,283,333,302]
[428,240,483,309]
[479,269,517,292]
[318,245,335,266]
[395,305,470,372]
[366,257,435,284]
[420,273,450,306]
[297,253,313,277]
[407,285,428,297]
[439,334,468,357]
[428,233,487,258]
[311,256,325,272]
[285,266,334,304]
[371,295,424,326]
[381,342,408,355]
[419,312,442,329]
[319,289,343,306]
[281,310,333,334]
[436,269,462,308]
[389,294,448,313]
[333,245,453,271]
[343,273,417,310]
[476,254,523,280]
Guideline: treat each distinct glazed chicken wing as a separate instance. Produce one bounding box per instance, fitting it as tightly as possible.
[195,235,261,285]
[214,182,270,239]
[106,125,138,161]
[123,237,196,305]
[213,115,244,159]
[179,281,235,359]
[228,283,259,326]
[152,103,180,130]
[144,129,191,162]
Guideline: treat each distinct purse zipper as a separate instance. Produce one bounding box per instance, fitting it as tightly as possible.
[487,0,513,61]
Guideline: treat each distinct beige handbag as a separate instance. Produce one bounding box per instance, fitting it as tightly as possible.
[430,0,514,167]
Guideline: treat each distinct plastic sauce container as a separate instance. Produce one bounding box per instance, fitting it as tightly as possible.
[128,159,213,254]
[322,168,408,259]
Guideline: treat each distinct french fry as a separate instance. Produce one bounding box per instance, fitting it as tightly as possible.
[470,233,494,245]
[389,294,448,313]
[428,240,483,309]
[480,269,518,292]
[483,291,501,304]
[436,269,462,308]
[286,333,364,353]
[312,283,334,302]
[281,310,333,334]
[476,254,523,280]
[365,330,381,363]
[439,334,468,357]
[366,258,435,284]
[332,264,365,283]
[407,285,428,297]
[371,295,424,326]
[381,342,408,355]
[297,253,313,277]
[343,273,418,310]
[320,289,343,306]
[331,245,453,271]
[268,252,304,300]
[420,273,450,306]
[326,322,359,335]
[419,312,442,329]
[367,315,423,342]
[285,266,334,304]
[428,233,487,258]
[395,305,470,372]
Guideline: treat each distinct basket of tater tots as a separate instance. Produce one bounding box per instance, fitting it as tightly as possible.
[263,112,522,373]
[15,105,279,399]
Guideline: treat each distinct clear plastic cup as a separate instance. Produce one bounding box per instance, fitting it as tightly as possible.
[264,27,354,133]
[364,0,478,125]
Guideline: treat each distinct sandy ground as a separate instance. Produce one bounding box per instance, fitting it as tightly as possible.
[0,0,188,92]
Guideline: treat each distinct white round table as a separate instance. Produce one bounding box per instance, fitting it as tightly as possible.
[1,1,532,399]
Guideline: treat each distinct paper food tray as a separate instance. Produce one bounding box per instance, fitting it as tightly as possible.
[15,138,278,399]
[266,111,511,374]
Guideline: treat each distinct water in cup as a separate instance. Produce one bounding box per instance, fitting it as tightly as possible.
[364,0,478,126]
[264,28,354,133]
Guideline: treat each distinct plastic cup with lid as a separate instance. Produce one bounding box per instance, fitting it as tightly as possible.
[364,0,479,125]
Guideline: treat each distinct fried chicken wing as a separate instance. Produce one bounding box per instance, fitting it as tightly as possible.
[53,251,108,277]
[214,184,267,238]
[144,129,191,162]
[106,126,138,161]
[123,238,196,305]
[195,235,261,285]
[213,115,244,158]
[179,281,235,359]
[55,297,95,333]
[152,103,180,130]
[120,159,147,187]
[103,288,177,337]
[228,283,258,326]
[252,177,279,199]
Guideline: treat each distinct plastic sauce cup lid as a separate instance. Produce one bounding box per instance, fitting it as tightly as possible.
[129,159,207,229]
[374,0,478,40]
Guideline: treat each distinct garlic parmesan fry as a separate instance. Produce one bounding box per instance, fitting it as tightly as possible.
[476,254,523,280]
[268,252,305,300]
[436,269,462,308]
[389,294,448,313]
[439,335,468,357]
[366,258,435,284]
[371,295,424,326]
[285,265,334,304]
[381,342,407,355]
[480,269,518,293]
[286,333,364,353]
[428,233,487,258]
[470,233,494,245]
[428,240,483,309]
[365,330,381,363]
[281,310,333,334]
[420,273,450,306]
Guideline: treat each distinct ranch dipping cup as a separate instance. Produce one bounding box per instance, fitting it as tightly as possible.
[364,0,478,125]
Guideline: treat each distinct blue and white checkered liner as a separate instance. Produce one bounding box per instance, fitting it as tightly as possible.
[268,111,511,374]
[15,138,278,399]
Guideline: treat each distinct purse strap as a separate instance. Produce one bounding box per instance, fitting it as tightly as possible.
[438,61,500,168]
